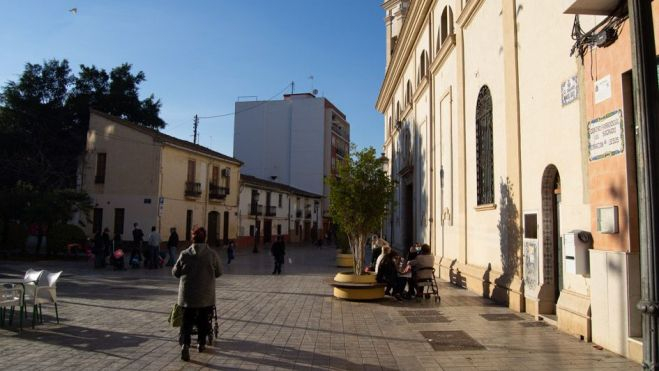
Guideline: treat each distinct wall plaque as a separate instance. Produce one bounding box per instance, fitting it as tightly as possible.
[588,110,624,161]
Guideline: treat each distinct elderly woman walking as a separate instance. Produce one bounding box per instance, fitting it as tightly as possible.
[173,227,222,362]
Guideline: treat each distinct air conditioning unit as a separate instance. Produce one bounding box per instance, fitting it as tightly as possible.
[221,168,230,177]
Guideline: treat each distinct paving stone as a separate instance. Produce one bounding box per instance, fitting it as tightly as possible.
[0,245,640,370]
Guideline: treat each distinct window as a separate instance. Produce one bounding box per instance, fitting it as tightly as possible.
[222,167,231,190]
[212,166,219,185]
[187,160,196,182]
[396,102,401,124]
[438,6,454,49]
[114,208,125,235]
[524,213,538,239]
[476,85,494,205]
[95,153,106,184]
[249,225,255,236]
[406,80,413,105]
[419,50,428,81]
[278,194,283,207]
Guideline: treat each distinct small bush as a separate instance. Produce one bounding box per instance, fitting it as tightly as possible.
[48,224,87,255]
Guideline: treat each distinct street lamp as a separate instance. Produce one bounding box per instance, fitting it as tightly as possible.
[379,152,389,173]
[253,190,260,253]
[379,153,391,241]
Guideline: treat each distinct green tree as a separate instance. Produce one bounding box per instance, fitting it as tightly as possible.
[0,59,165,189]
[327,147,394,275]
[0,59,164,250]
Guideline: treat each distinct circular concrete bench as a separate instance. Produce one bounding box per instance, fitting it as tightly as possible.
[329,272,386,300]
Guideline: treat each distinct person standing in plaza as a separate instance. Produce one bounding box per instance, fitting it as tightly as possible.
[271,235,285,275]
[147,226,161,269]
[173,227,222,362]
[92,230,106,268]
[130,223,144,268]
[166,227,179,267]
[102,227,111,262]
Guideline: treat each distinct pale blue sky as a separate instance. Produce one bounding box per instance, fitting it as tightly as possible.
[0,0,385,157]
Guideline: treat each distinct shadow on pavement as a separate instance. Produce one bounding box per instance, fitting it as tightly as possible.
[196,338,400,371]
[15,324,161,360]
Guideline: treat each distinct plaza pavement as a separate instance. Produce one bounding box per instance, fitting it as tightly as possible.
[0,244,639,370]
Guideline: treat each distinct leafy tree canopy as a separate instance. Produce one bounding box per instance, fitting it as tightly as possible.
[327,147,394,275]
[0,59,163,245]
[0,59,165,189]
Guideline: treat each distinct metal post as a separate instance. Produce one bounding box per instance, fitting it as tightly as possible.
[628,1,659,369]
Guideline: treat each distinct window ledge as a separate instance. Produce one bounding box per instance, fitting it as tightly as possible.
[456,0,485,28]
[474,203,496,211]
[413,77,429,103]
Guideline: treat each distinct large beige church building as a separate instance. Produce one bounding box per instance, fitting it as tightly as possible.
[377,0,659,362]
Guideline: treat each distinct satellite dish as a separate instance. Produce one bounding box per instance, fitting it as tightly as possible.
[312,89,318,95]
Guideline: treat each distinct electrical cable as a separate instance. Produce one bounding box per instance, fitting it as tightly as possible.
[197,82,293,120]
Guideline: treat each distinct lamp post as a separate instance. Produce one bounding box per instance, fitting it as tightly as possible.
[627,1,659,368]
[253,190,260,253]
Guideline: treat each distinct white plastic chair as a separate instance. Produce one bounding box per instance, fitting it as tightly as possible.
[34,271,62,325]
[22,269,44,328]
[0,283,24,330]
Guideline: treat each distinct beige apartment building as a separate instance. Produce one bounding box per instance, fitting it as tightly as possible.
[80,110,242,246]
[377,0,657,362]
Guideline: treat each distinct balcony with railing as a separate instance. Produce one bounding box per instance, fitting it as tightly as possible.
[265,205,276,217]
[249,204,263,216]
[185,182,202,197]
[209,183,229,200]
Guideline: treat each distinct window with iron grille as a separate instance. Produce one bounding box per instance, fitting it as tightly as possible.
[476,85,494,205]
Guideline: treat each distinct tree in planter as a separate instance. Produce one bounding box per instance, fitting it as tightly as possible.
[327,147,394,275]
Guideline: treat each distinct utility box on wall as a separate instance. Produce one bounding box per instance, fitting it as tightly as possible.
[563,231,593,275]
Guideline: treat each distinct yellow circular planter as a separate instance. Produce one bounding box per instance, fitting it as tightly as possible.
[331,272,385,300]
[336,253,353,268]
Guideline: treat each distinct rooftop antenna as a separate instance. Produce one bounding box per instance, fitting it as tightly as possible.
[291,81,295,94]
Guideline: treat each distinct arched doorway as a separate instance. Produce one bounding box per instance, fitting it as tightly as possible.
[208,211,219,247]
[541,165,562,308]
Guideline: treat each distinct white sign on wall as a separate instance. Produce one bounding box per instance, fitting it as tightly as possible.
[588,110,624,161]
[561,76,578,106]
[595,75,612,104]
[523,239,538,290]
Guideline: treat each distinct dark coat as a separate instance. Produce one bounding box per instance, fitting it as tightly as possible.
[376,255,398,285]
[173,243,222,308]
[168,231,179,247]
[271,241,285,263]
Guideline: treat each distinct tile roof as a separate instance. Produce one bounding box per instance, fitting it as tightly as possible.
[240,174,322,198]
[90,109,243,165]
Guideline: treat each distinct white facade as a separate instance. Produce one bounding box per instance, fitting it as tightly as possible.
[236,174,322,248]
[233,93,350,230]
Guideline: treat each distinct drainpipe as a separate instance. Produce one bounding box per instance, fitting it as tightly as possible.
[628,1,659,369]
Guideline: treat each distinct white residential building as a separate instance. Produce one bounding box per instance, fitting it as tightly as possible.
[233,93,350,235]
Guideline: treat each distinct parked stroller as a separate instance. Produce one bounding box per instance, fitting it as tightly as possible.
[416,267,441,303]
[191,305,219,345]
